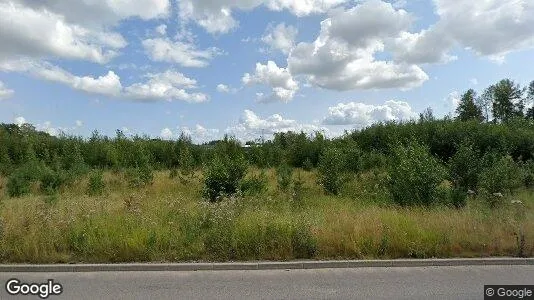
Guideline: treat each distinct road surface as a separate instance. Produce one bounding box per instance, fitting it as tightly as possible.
[1,265,533,299]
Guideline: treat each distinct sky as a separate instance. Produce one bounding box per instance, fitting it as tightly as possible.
[0,0,533,143]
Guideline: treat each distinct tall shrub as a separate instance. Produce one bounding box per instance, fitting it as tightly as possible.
[449,141,481,191]
[317,147,347,195]
[387,143,447,206]
[203,137,248,202]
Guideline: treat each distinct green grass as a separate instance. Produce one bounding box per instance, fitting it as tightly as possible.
[0,170,532,263]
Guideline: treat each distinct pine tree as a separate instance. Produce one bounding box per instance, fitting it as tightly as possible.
[455,89,484,122]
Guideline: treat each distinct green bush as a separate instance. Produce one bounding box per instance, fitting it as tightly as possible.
[521,160,534,187]
[7,173,31,197]
[6,161,45,197]
[302,158,314,171]
[317,147,347,195]
[479,155,522,206]
[387,143,447,206]
[360,150,388,172]
[292,172,305,206]
[449,142,481,191]
[240,171,268,196]
[449,187,468,208]
[276,163,293,192]
[203,154,248,202]
[178,145,195,178]
[125,164,154,188]
[40,167,68,195]
[87,171,105,196]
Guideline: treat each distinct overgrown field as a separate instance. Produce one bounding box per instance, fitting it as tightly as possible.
[0,169,532,263]
[3,78,534,262]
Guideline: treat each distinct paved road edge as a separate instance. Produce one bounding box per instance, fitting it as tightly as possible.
[1,258,533,272]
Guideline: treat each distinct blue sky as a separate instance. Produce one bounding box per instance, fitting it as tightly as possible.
[0,0,533,142]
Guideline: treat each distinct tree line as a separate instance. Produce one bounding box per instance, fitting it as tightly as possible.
[1,78,534,207]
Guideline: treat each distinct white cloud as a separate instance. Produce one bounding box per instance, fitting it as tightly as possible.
[0,2,129,64]
[124,70,208,103]
[216,84,238,94]
[12,0,170,26]
[14,116,26,126]
[445,91,461,114]
[242,61,299,102]
[156,24,167,36]
[12,116,83,135]
[75,120,83,127]
[392,0,534,64]
[262,23,298,54]
[0,59,122,96]
[323,100,416,126]
[227,109,325,141]
[160,128,173,140]
[177,0,346,34]
[390,29,457,64]
[37,121,62,136]
[0,81,14,100]
[287,0,429,91]
[142,38,221,68]
[470,78,478,86]
[0,59,207,102]
[180,124,220,143]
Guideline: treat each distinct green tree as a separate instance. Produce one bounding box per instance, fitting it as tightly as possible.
[276,162,293,192]
[419,107,435,123]
[317,147,347,195]
[455,89,484,122]
[449,141,481,191]
[492,79,525,122]
[526,81,534,120]
[202,137,248,202]
[387,143,447,206]
[477,86,494,122]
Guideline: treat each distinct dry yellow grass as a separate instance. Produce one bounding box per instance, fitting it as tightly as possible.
[0,170,532,263]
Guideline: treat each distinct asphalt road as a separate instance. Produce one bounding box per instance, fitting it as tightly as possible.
[1,265,533,299]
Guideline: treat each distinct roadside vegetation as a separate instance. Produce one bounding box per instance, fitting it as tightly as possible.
[0,78,533,263]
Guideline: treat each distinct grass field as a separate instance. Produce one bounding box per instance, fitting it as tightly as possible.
[0,169,532,263]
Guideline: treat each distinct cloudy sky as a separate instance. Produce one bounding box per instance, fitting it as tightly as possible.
[0,0,533,142]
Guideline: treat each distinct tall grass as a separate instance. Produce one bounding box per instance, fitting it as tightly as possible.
[0,170,532,263]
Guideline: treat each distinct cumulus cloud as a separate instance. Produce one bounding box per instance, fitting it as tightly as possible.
[0,1,132,64]
[0,81,14,100]
[160,128,173,140]
[392,0,534,64]
[0,59,207,102]
[180,124,220,143]
[216,84,238,94]
[177,0,346,34]
[0,59,123,96]
[323,100,416,126]
[227,109,324,141]
[12,0,170,26]
[125,70,208,103]
[262,23,298,54]
[14,116,26,126]
[142,38,221,68]
[155,24,167,36]
[287,0,429,91]
[390,29,456,64]
[75,120,83,127]
[444,91,461,114]
[242,61,299,102]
